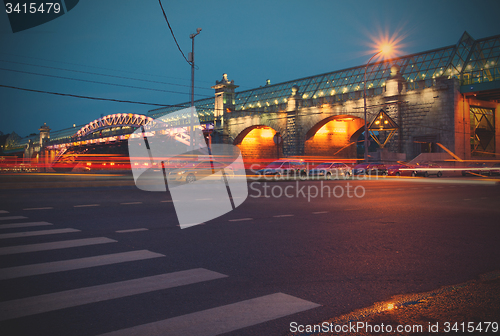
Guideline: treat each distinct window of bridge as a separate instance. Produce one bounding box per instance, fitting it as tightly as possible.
[470,106,495,157]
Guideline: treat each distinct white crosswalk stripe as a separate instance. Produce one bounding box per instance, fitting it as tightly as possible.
[0,210,9,214]
[0,221,52,229]
[0,268,227,321]
[0,237,117,255]
[96,293,320,336]
[0,214,319,335]
[0,250,164,280]
[0,228,80,240]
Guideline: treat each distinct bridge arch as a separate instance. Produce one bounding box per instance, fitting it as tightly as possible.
[304,115,365,158]
[233,125,280,162]
[76,113,155,138]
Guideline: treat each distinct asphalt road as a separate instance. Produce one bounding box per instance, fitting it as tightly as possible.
[0,175,499,335]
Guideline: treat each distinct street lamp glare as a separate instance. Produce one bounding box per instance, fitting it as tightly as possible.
[380,44,392,55]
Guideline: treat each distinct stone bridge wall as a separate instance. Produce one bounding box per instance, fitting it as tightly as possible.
[218,76,462,162]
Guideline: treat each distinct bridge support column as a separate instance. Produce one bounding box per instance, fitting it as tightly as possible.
[283,85,303,157]
[212,74,238,145]
[384,65,406,156]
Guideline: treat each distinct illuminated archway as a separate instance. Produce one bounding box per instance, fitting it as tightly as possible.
[304,115,364,158]
[76,113,155,138]
[233,125,279,162]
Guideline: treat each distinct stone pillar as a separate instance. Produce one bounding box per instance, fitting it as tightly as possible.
[38,123,51,172]
[283,85,302,156]
[211,74,238,144]
[384,65,405,153]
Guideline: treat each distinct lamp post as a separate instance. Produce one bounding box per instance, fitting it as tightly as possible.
[189,28,202,150]
[363,51,382,162]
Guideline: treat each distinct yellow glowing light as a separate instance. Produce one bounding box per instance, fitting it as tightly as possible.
[384,120,388,124]
[316,120,348,135]
[380,44,392,55]
[365,28,405,62]
[260,129,274,138]
[387,303,395,310]
[375,120,380,125]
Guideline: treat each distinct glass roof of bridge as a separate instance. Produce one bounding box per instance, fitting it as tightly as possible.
[148,32,500,119]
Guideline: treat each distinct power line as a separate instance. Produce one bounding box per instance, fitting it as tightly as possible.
[0,67,212,98]
[158,0,190,65]
[0,59,213,91]
[0,52,216,85]
[0,83,187,107]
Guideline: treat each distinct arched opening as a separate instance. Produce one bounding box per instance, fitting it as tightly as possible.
[233,125,280,163]
[304,115,365,159]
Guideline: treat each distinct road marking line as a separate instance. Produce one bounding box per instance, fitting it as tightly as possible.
[73,204,100,208]
[0,228,80,240]
[120,202,143,205]
[0,216,27,221]
[0,268,227,321]
[0,210,9,214]
[0,222,52,229]
[195,198,212,201]
[116,228,148,233]
[273,214,294,218]
[0,237,117,256]
[228,218,253,222]
[96,293,320,336]
[0,250,164,280]
[161,200,173,203]
[312,211,328,214]
[23,207,54,210]
[176,223,205,227]
[396,188,405,191]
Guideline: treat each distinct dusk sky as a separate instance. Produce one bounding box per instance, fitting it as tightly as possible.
[1,0,499,137]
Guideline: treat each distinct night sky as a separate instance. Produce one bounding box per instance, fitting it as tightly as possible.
[1,0,499,137]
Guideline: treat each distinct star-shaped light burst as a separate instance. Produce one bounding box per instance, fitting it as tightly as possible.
[366,28,406,62]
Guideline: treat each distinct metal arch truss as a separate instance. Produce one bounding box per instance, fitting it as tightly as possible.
[76,113,155,138]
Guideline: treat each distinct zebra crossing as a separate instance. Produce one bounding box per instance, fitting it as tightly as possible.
[0,209,320,335]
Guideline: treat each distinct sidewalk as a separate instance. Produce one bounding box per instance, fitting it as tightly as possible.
[287,271,500,335]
